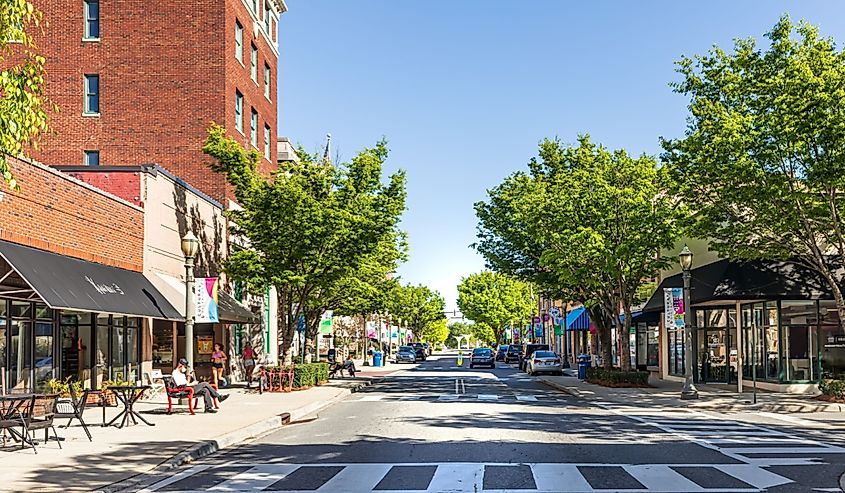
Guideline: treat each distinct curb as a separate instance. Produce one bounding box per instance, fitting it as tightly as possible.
[538,377,843,413]
[98,379,375,493]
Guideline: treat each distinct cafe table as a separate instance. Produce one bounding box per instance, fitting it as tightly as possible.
[105,385,154,428]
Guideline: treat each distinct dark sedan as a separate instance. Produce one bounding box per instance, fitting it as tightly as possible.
[410,342,427,361]
[505,345,523,364]
[469,348,495,369]
[495,345,509,361]
[396,345,418,363]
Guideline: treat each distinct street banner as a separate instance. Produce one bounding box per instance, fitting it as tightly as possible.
[513,327,521,343]
[549,307,561,325]
[297,314,305,333]
[319,310,333,335]
[534,323,543,338]
[366,321,376,339]
[663,287,685,328]
[532,316,541,324]
[554,323,564,336]
[542,313,550,322]
[194,277,219,323]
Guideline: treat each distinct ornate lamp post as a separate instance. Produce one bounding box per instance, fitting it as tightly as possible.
[679,245,699,400]
[181,231,200,371]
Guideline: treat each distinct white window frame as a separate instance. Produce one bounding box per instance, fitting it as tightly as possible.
[250,109,258,147]
[83,74,99,115]
[83,150,100,166]
[264,63,271,100]
[264,124,271,160]
[83,0,100,40]
[235,91,244,133]
[250,43,258,83]
[235,20,243,63]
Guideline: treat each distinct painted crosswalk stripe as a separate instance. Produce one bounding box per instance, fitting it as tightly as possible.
[358,395,384,401]
[516,395,538,401]
[438,395,459,400]
[477,394,499,400]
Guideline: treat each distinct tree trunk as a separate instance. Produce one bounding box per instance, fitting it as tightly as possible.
[277,287,296,366]
[618,301,633,370]
[586,306,613,369]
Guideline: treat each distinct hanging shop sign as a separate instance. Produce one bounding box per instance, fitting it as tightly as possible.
[663,288,684,328]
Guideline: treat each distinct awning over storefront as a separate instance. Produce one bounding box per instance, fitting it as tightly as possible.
[566,306,591,331]
[151,272,259,324]
[642,258,842,313]
[0,240,181,319]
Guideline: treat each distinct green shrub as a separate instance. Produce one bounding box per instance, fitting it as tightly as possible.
[47,377,83,398]
[819,379,845,399]
[586,368,650,386]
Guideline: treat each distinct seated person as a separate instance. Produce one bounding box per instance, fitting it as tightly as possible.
[172,358,229,413]
[341,355,356,374]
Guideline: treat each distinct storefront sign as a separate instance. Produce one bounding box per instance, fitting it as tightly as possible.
[197,336,213,354]
[663,288,684,328]
[194,277,219,323]
[320,310,333,334]
[534,323,543,337]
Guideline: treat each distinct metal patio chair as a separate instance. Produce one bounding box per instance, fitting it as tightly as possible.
[28,393,62,452]
[55,385,93,441]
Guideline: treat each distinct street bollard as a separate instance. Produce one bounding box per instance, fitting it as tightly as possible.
[457,350,463,367]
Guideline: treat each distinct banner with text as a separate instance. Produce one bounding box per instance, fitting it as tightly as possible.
[663,287,684,328]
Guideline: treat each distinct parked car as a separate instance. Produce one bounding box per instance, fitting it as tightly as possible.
[495,345,509,361]
[505,345,523,364]
[470,348,495,369]
[520,344,551,371]
[397,345,418,363]
[410,343,427,361]
[525,350,563,376]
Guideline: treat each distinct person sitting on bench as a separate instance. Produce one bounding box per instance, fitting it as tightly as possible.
[172,358,229,413]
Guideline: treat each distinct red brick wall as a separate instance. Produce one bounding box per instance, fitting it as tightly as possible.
[29,0,279,203]
[0,157,144,271]
[63,170,143,207]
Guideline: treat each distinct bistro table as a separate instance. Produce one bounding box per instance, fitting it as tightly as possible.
[0,394,35,449]
[105,386,154,428]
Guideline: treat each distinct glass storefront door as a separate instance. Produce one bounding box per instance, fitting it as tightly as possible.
[693,308,735,384]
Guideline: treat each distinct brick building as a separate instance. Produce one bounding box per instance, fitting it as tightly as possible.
[33,0,286,203]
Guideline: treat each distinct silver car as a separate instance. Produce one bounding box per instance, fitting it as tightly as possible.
[525,350,563,376]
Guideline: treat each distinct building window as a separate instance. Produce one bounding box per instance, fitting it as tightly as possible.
[250,43,258,83]
[235,90,243,133]
[83,74,99,114]
[252,0,258,13]
[264,2,271,33]
[264,63,271,99]
[264,124,270,160]
[83,0,99,39]
[84,150,100,166]
[235,20,243,62]
[250,109,258,147]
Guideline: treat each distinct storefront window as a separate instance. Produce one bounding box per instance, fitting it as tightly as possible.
[742,303,767,380]
[820,301,844,378]
[60,311,94,388]
[11,301,31,319]
[126,317,140,383]
[647,326,658,367]
[667,327,685,376]
[34,321,53,391]
[781,300,816,382]
[10,320,31,391]
[96,315,109,386]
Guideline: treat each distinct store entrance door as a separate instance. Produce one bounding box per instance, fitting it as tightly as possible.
[696,328,736,384]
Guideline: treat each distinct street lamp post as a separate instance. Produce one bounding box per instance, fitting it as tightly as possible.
[181,231,200,372]
[679,245,699,400]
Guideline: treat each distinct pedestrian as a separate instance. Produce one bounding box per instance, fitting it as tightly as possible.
[211,342,227,387]
[242,342,256,388]
[172,358,229,413]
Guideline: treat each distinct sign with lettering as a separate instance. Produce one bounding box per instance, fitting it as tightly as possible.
[663,288,684,328]
[194,278,219,323]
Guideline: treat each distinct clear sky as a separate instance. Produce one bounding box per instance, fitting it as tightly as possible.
[278,1,845,311]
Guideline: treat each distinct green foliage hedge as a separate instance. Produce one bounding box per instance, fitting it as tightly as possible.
[819,379,845,399]
[268,363,330,390]
[586,368,650,387]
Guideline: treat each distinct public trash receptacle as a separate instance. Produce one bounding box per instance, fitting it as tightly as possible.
[577,354,591,380]
[373,351,383,367]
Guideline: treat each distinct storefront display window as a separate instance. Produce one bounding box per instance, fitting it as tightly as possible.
[694,307,736,383]
[668,327,685,376]
[780,300,816,382]
[820,301,844,378]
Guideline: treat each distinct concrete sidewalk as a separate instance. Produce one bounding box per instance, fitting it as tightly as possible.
[538,373,845,413]
[0,378,374,493]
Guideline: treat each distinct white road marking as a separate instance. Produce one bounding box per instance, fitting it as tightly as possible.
[477,394,499,400]
[438,395,459,401]
[516,395,538,401]
[531,464,593,492]
[358,395,384,402]
[426,463,484,492]
[622,464,705,492]
[208,464,298,491]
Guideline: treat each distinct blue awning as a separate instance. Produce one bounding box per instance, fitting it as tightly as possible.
[566,306,590,331]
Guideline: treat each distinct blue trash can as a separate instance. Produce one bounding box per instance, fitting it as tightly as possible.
[577,354,591,380]
[373,351,383,367]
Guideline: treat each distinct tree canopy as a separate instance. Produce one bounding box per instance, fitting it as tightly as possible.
[204,124,407,363]
[0,1,54,189]
[456,271,533,343]
[390,283,446,340]
[663,16,845,325]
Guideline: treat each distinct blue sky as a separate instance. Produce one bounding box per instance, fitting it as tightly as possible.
[278,1,845,311]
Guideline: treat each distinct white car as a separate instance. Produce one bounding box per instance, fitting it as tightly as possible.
[526,350,563,376]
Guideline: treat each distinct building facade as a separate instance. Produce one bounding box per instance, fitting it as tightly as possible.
[33,0,286,203]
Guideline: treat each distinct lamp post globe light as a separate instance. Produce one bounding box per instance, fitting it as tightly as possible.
[181,231,200,372]
[679,245,699,400]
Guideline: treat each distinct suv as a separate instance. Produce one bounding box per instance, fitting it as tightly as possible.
[505,345,523,364]
[410,342,427,361]
[519,344,551,371]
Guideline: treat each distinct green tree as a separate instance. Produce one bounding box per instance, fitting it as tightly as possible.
[421,318,449,345]
[663,16,845,325]
[456,271,533,343]
[204,125,407,364]
[390,283,446,340]
[471,321,496,346]
[0,1,54,189]
[447,321,474,348]
[475,137,684,369]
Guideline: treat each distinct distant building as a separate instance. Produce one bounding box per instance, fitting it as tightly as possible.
[277,137,301,164]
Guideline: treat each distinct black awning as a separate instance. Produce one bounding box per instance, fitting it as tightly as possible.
[0,240,181,320]
[218,290,259,324]
[643,258,841,312]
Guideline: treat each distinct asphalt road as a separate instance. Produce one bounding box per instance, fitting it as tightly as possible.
[135,351,845,492]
